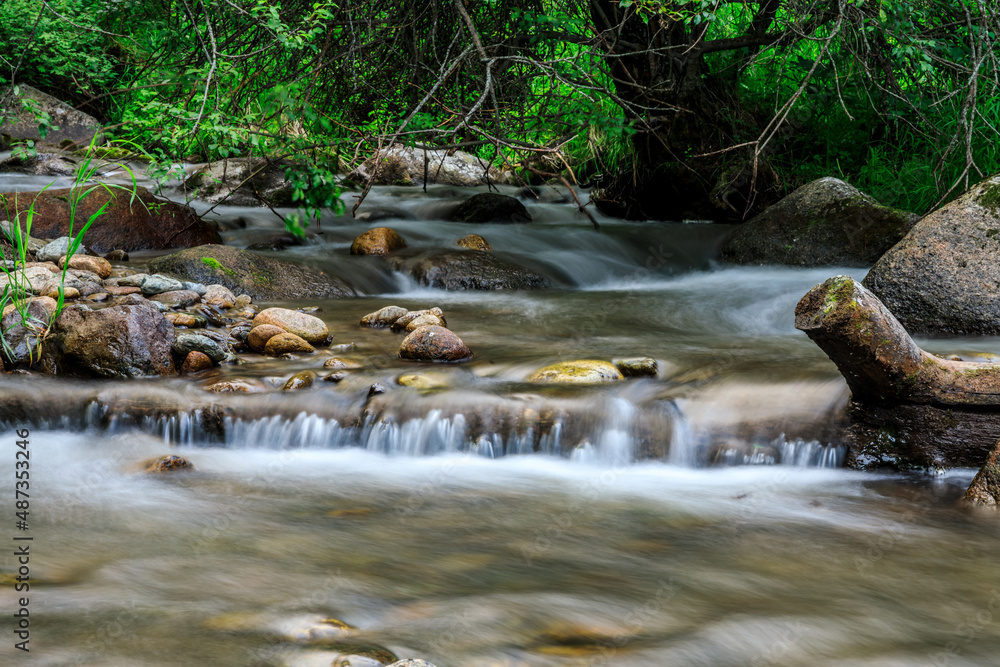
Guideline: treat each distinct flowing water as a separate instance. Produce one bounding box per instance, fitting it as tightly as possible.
[2,166,1000,665]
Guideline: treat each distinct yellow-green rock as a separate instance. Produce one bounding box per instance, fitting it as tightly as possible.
[528,360,624,384]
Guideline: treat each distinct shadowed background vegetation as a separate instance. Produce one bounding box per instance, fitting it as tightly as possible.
[1,0,997,222]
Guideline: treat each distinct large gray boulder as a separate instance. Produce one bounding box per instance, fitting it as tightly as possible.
[387,249,550,290]
[0,85,102,149]
[184,157,294,207]
[719,177,918,266]
[863,174,1000,335]
[348,144,511,186]
[39,302,177,377]
[148,244,354,300]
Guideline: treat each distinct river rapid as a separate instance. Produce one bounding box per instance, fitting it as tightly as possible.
[2,166,1000,666]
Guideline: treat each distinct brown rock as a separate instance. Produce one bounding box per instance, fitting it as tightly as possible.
[84,292,110,303]
[247,324,286,352]
[104,249,129,262]
[360,305,408,328]
[0,185,221,252]
[398,325,471,363]
[455,234,493,251]
[350,227,407,256]
[204,284,236,309]
[165,312,204,328]
[58,255,112,279]
[181,351,213,374]
[264,332,315,356]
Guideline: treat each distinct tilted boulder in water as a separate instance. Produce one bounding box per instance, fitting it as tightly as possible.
[965,440,1000,508]
[613,357,658,378]
[863,173,1000,335]
[528,360,625,385]
[719,177,918,267]
[0,186,221,252]
[265,332,315,356]
[350,227,407,256]
[450,193,531,223]
[398,325,472,363]
[388,249,549,290]
[253,307,329,344]
[148,244,353,300]
[247,324,286,352]
[348,143,511,187]
[38,302,177,378]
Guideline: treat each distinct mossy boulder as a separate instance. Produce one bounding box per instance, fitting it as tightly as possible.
[719,177,918,266]
[148,244,353,300]
[863,173,1000,335]
[455,234,493,251]
[528,360,624,385]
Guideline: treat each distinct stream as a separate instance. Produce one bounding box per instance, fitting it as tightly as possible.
[2,166,1000,666]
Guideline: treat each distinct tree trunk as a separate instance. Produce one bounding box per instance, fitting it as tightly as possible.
[795,275,1000,468]
[588,1,780,221]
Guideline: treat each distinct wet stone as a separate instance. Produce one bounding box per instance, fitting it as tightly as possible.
[173,333,228,362]
[613,357,658,378]
[150,290,202,307]
[360,305,408,328]
[206,379,267,393]
[283,371,316,391]
[253,307,329,344]
[143,455,194,473]
[181,350,213,374]
[264,332,315,356]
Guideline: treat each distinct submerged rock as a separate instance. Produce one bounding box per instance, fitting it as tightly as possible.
[253,307,328,344]
[528,360,625,384]
[965,440,1000,507]
[0,185,221,252]
[863,173,1000,335]
[350,227,407,256]
[388,249,549,290]
[348,143,511,186]
[455,233,493,251]
[719,177,918,266]
[206,379,268,393]
[148,244,353,300]
[143,455,194,473]
[386,661,438,667]
[398,325,471,363]
[39,302,176,377]
[450,193,531,223]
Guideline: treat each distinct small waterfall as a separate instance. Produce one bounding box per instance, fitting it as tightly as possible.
[666,399,695,466]
[363,410,467,455]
